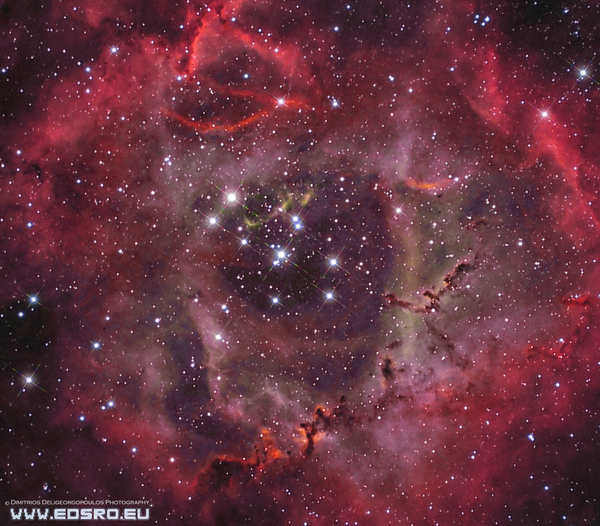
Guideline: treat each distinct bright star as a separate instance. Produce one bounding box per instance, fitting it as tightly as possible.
[7,358,53,406]
[227,193,236,202]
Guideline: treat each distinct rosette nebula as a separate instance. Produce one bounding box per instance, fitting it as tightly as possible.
[2,0,600,524]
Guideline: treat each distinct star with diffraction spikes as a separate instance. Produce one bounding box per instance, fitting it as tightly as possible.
[17,286,47,316]
[527,98,564,130]
[87,338,103,357]
[3,357,54,406]
[557,54,600,91]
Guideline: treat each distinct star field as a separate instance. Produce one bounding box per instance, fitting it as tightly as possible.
[1,0,600,524]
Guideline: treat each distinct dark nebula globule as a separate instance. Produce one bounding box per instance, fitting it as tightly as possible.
[2,0,600,524]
